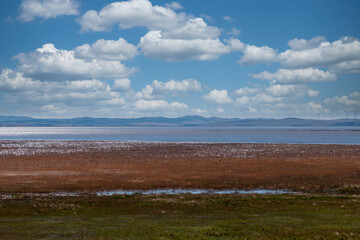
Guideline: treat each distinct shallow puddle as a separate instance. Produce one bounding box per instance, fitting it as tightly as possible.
[95,189,296,196]
[1,189,298,199]
[5,189,295,197]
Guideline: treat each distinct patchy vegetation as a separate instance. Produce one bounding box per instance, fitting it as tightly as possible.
[0,194,360,239]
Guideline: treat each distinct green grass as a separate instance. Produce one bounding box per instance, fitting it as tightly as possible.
[0,194,360,239]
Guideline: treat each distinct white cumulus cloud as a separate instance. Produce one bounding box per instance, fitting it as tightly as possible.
[324,91,360,113]
[203,89,232,104]
[40,104,66,113]
[134,99,187,110]
[0,68,41,91]
[226,27,241,36]
[238,44,277,65]
[112,78,131,91]
[307,89,319,97]
[241,36,360,77]
[77,0,245,62]
[77,0,187,32]
[303,102,326,114]
[15,43,136,80]
[165,2,183,10]
[19,0,79,22]
[329,60,360,74]
[250,93,283,104]
[266,84,318,98]
[1,69,132,112]
[135,79,202,99]
[135,85,154,99]
[139,30,237,61]
[75,38,138,61]
[163,18,220,40]
[66,79,109,92]
[278,36,360,69]
[287,36,326,51]
[152,79,202,93]
[234,87,261,96]
[234,83,321,116]
[250,68,336,84]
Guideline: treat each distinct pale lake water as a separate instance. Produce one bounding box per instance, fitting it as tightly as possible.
[0,126,359,144]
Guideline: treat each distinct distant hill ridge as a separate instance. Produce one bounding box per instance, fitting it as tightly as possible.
[0,115,359,127]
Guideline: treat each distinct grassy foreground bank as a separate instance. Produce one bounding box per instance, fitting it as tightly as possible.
[0,194,359,239]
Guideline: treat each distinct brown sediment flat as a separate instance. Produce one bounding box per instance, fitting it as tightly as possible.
[0,140,359,193]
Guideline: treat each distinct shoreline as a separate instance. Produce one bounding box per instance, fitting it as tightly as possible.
[1,139,360,145]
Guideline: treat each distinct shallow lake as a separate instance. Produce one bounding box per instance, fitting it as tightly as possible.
[0,126,359,144]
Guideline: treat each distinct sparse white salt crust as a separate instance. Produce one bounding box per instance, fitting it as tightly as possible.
[0,140,356,158]
[0,140,271,157]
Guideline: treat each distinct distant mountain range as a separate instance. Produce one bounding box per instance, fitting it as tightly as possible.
[0,115,359,127]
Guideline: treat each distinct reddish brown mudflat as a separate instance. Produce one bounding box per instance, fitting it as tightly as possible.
[0,140,359,193]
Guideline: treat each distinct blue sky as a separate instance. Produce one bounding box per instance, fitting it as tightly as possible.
[0,0,359,118]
